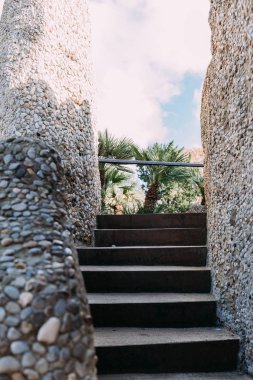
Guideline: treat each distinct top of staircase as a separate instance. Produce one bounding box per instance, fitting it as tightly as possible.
[97,213,206,229]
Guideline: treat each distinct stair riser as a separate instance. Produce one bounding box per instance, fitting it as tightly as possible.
[95,229,207,247]
[97,213,207,229]
[90,302,217,327]
[78,247,207,267]
[83,271,211,293]
[96,340,239,374]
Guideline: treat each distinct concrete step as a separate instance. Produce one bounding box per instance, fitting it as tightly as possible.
[88,293,216,327]
[81,266,211,293]
[99,372,252,379]
[77,246,207,267]
[95,327,239,374]
[97,213,207,229]
[94,228,207,247]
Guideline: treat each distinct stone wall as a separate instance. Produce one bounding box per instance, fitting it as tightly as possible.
[201,0,253,373]
[0,138,97,379]
[0,0,101,244]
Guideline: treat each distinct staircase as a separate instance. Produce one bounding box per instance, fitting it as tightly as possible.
[77,213,250,379]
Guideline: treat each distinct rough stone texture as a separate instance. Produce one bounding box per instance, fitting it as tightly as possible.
[0,138,97,379]
[201,0,253,374]
[0,0,101,244]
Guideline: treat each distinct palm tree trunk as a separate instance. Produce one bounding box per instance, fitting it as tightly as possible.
[144,183,159,213]
[201,190,206,206]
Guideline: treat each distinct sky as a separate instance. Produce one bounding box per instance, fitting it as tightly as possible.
[0,0,211,148]
[89,0,211,148]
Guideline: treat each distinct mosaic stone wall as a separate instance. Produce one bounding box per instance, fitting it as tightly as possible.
[201,0,253,373]
[0,0,101,244]
[0,138,97,379]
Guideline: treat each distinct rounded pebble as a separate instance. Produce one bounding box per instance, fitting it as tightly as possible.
[4,287,19,300]
[21,352,36,367]
[0,356,20,374]
[10,341,29,355]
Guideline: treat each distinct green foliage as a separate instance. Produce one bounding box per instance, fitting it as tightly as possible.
[98,129,136,187]
[98,130,205,215]
[132,142,191,213]
[102,169,142,215]
[98,129,138,212]
[155,180,202,214]
[188,168,205,205]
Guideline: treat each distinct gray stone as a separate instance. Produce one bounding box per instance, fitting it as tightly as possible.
[5,316,19,327]
[16,167,27,178]
[22,352,36,367]
[10,341,29,354]
[0,324,7,339]
[7,328,21,340]
[35,358,48,375]
[20,307,32,320]
[32,342,46,355]
[58,333,69,346]
[24,158,34,167]
[73,343,85,361]
[27,148,36,159]
[12,277,26,288]
[20,321,33,335]
[75,361,87,377]
[1,238,13,247]
[29,247,42,255]
[42,374,53,380]
[0,356,20,374]
[9,162,20,170]
[23,211,31,216]
[42,284,57,295]
[53,370,64,380]
[54,299,67,317]
[4,286,19,300]
[12,203,27,212]
[23,369,39,380]
[60,347,71,361]
[0,308,6,322]
[3,155,13,164]
[0,180,8,188]
[6,302,20,314]
[46,346,60,362]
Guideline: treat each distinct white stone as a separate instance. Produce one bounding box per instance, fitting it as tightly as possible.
[19,292,33,307]
[37,317,61,344]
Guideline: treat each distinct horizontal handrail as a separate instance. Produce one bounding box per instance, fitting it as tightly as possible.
[99,158,204,168]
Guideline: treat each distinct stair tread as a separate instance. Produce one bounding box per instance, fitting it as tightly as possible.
[99,373,252,379]
[88,293,215,304]
[97,213,207,229]
[95,228,205,231]
[78,245,207,249]
[95,327,238,347]
[81,266,210,272]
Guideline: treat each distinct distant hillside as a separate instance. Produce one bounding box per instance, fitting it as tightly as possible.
[184,147,204,163]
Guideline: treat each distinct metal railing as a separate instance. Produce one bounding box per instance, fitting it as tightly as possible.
[98,158,204,168]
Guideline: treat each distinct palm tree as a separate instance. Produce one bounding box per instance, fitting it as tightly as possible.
[189,169,206,205]
[101,167,129,213]
[98,129,135,189]
[102,168,142,214]
[132,142,190,213]
[98,130,138,211]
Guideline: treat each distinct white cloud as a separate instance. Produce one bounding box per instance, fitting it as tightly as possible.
[89,0,211,147]
[0,0,211,147]
[193,87,202,123]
